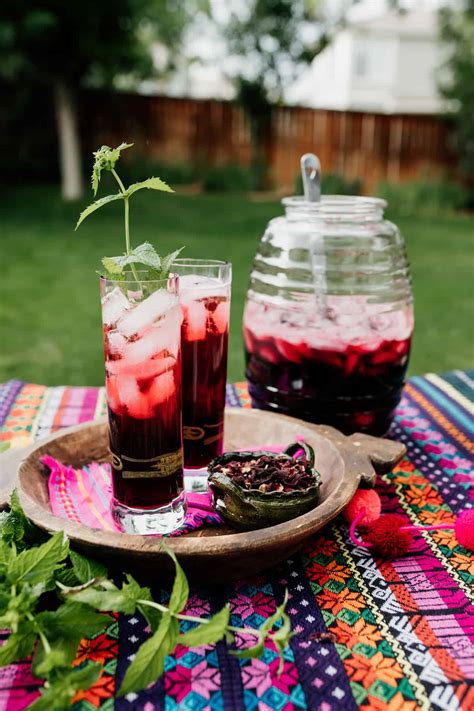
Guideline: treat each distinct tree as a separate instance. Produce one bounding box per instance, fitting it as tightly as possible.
[439,0,474,176]
[0,1,188,199]
[219,0,353,188]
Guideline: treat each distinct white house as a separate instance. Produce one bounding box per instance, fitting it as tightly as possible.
[286,8,446,114]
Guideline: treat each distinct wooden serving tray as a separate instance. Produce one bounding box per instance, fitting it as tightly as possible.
[3,408,405,583]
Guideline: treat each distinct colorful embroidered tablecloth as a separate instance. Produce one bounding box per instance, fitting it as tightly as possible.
[0,372,473,711]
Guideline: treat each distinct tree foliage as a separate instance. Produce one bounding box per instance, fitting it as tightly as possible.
[439,0,474,175]
[225,0,330,104]
[0,1,192,188]
[221,0,351,186]
[0,0,187,88]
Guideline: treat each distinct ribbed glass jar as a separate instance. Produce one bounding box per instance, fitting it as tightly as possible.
[243,195,414,435]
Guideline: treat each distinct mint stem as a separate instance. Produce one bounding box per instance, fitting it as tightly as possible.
[111,168,140,285]
[138,598,261,638]
[111,168,126,194]
[27,612,51,654]
[124,198,131,254]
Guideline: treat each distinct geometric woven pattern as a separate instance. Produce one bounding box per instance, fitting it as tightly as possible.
[0,370,473,710]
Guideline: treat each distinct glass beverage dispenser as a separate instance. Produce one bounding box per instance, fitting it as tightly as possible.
[243,155,414,435]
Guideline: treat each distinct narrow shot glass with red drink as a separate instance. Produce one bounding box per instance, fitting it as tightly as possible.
[101,274,186,534]
[173,259,232,470]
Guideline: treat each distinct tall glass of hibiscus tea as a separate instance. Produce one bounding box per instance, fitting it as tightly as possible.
[101,274,185,533]
[173,259,232,470]
[77,143,186,533]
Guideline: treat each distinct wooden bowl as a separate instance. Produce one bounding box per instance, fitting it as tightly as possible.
[15,408,405,583]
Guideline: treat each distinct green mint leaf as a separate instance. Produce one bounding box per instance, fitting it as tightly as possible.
[0,441,10,453]
[99,268,126,281]
[30,580,54,597]
[0,585,38,631]
[122,574,149,600]
[10,488,22,514]
[179,605,230,647]
[270,591,290,636]
[75,193,123,230]
[162,543,189,614]
[125,176,174,198]
[119,613,178,696]
[271,612,292,644]
[103,242,162,276]
[233,591,292,663]
[0,544,11,580]
[34,602,108,671]
[161,247,185,276]
[64,576,144,615]
[0,510,34,549]
[91,143,133,195]
[100,243,186,281]
[63,581,125,612]
[33,647,69,676]
[0,513,24,548]
[0,586,10,613]
[28,662,102,711]
[101,256,125,276]
[8,531,69,586]
[1,490,44,549]
[270,612,292,674]
[0,626,37,665]
[55,567,81,587]
[232,638,265,660]
[127,242,162,270]
[69,550,108,584]
[38,602,108,644]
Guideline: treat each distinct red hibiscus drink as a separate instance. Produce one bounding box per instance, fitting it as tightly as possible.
[244,296,413,436]
[174,260,232,470]
[101,274,186,534]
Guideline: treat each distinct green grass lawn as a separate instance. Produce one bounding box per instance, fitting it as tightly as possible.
[1,185,473,386]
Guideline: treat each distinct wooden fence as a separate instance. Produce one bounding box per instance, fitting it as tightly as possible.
[81,91,455,192]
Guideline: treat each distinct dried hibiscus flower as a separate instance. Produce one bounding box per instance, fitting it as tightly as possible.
[208,442,321,530]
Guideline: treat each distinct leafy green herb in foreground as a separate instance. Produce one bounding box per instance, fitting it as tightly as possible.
[0,494,293,708]
[75,142,183,281]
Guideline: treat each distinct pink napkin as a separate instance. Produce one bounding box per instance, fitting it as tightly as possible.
[41,442,293,536]
[42,456,223,536]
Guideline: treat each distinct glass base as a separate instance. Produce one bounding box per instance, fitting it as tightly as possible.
[184,467,209,493]
[111,491,186,535]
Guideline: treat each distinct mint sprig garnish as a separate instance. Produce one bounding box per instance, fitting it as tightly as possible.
[76,143,183,282]
[101,242,184,281]
[0,493,293,708]
[91,142,134,196]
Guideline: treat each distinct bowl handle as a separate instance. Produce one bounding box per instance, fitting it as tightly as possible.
[311,424,406,485]
[347,433,406,474]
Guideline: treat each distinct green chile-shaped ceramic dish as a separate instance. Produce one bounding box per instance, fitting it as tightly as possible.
[208,442,322,531]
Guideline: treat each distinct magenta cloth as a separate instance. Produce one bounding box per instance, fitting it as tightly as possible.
[42,455,224,535]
